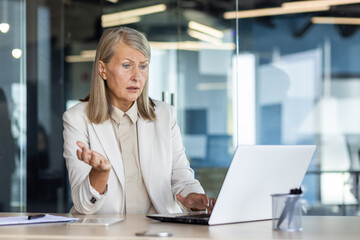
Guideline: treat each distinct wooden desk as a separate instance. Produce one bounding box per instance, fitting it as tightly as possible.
[0,213,359,240]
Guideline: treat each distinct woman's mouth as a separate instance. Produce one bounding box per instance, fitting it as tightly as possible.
[127,86,139,93]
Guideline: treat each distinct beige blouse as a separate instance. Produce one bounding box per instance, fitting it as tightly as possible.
[111,101,156,214]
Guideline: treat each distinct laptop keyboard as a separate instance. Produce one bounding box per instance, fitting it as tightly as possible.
[176,213,210,219]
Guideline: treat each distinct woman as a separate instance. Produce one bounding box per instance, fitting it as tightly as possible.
[63,27,215,215]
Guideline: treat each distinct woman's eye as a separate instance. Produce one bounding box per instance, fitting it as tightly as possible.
[122,63,131,69]
[140,64,148,70]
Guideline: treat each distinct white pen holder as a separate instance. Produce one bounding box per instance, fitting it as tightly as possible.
[271,193,303,232]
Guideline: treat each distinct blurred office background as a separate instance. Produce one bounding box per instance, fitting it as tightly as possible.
[1,0,360,215]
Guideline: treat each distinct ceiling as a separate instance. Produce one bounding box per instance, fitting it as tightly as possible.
[63,0,360,44]
[3,0,360,55]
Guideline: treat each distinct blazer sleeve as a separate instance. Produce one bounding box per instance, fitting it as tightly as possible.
[62,104,108,214]
[168,105,205,198]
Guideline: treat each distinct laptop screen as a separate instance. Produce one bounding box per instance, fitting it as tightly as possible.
[208,145,316,225]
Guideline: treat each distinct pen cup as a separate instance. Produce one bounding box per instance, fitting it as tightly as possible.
[271,193,303,232]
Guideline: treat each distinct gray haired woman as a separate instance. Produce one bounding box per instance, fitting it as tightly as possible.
[63,27,215,215]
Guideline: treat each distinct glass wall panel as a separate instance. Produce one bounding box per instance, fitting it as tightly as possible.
[175,3,236,199]
[64,0,107,211]
[64,0,237,202]
[63,0,360,216]
[0,0,26,212]
[10,0,360,216]
[234,1,360,215]
[26,0,66,212]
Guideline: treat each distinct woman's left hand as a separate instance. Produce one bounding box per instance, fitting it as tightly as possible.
[176,193,216,214]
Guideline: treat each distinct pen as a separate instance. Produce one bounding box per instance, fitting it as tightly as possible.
[28,214,46,220]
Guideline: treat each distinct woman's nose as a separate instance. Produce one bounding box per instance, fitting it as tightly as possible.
[131,67,141,81]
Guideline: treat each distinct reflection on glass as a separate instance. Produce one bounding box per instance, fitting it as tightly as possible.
[63,0,360,216]
[0,23,10,33]
[0,88,16,212]
[237,0,360,214]
[11,48,22,59]
[0,0,26,212]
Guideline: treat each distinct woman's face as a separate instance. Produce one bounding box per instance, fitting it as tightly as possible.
[100,41,149,112]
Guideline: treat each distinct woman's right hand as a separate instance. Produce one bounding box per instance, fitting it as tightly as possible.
[76,141,111,194]
[76,141,111,172]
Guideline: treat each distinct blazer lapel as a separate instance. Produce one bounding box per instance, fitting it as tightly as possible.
[91,119,125,191]
[137,118,154,192]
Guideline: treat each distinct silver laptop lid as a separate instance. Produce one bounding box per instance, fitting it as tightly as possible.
[208,145,316,225]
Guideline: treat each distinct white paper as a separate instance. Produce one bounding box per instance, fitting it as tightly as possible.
[0,214,78,226]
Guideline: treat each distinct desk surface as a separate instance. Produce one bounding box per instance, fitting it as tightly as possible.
[0,213,359,240]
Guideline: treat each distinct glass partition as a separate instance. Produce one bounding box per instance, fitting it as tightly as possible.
[0,0,26,212]
[64,0,237,201]
[1,0,359,215]
[174,9,236,198]
[233,1,360,215]
[25,0,66,212]
[64,1,360,215]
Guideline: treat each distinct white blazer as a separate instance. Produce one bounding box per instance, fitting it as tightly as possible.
[63,100,204,214]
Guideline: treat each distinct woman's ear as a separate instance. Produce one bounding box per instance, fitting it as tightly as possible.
[98,60,107,80]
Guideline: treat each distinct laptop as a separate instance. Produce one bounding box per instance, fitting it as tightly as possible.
[147,145,316,225]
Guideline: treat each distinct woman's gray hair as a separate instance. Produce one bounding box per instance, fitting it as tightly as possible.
[86,27,156,123]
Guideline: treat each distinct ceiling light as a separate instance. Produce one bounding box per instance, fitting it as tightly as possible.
[106,0,118,3]
[224,5,330,19]
[312,16,360,25]
[80,50,96,57]
[187,29,221,44]
[101,4,166,23]
[327,0,360,6]
[12,49,22,59]
[65,50,96,63]
[149,41,235,51]
[101,16,141,28]
[188,21,224,39]
[0,23,10,33]
[283,0,360,8]
[65,55,95,63]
